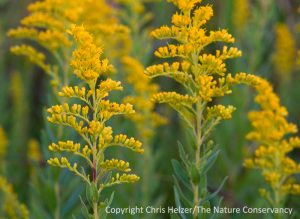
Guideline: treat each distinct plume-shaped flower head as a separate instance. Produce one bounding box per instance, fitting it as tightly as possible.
[146,0,242,130]
[47,25,143,195]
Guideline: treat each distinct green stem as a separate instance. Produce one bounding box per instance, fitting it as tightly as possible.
[272,151,284,219]
[93,202,98,219]
[273,190,282,219]
[193,101,203,219]
[91,80,99,219]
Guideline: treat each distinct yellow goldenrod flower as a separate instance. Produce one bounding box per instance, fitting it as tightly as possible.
[146,1,242,128]
[207,105,236,120]
[273,23,297,82]
[10,45,50,72]
[82,0,131,58]
[100,159,131,172]
[233,0,250,34]
[102,173,140,189]
[69,25,115,82]
[27,139,42,162]
[27,138,43,180]
[0,176,29,219]
[47,25,143,217]
[0,127,7,160]
[8,0,130,91]
[233,73,300,207]
[7,0,81,90]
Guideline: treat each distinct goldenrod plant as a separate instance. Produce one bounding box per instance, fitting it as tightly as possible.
[0,127,7,166]
[8,0,80,90]
[243,76,300,214]
[232,0,250,35]
[146,0,246,218]
[8,0,129,92]
[47,25,143,218]
[8,72,31,201]
[0,127,8,175]
[0,176,29,219]
[214,71,300,217]
[27,139,42,163]
[0,126,29,219]
[273,23,297,83]
[8,1,130,218]
[81,0,131,60]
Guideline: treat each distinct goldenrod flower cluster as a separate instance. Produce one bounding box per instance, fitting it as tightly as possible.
[47,26,143,215]
[242,76,300,205]
[8,0,130,89]
[82,0,131,58]
[8,0,83,88]
[273,24,297,82]
[216,71,300,204]
[0,176,29,219]
[122,56,167,140]
[146,0,241,131]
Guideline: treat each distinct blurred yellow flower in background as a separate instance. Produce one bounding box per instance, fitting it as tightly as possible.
[0,176,29,219]
[0,127,7,160]
[273,24,297,82]
[233,0,250,34]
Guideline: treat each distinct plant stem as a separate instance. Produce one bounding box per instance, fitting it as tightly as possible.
[274,190,282,219]
[92,81,99,219]
[93,202,98,219]
[273,151,283,219]
[193,101,203,219]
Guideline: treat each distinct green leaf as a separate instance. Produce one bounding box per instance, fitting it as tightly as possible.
[80,196,92,219]
[102,172,112,185]
[86,183,99,205]
[174,186,188,219]
[199,174,208,197]
[171,213,181,219]
[107,192,115,205]
[209,197,223,219]
[61,183,83,217]
[173,176,193,207]
[190,163,200,184]
[171,159,191,190]
[99,208,108,219]
[178,141,190,168]
[199,177,228,205]
[202,150,220,174]
[170,103,195,130]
